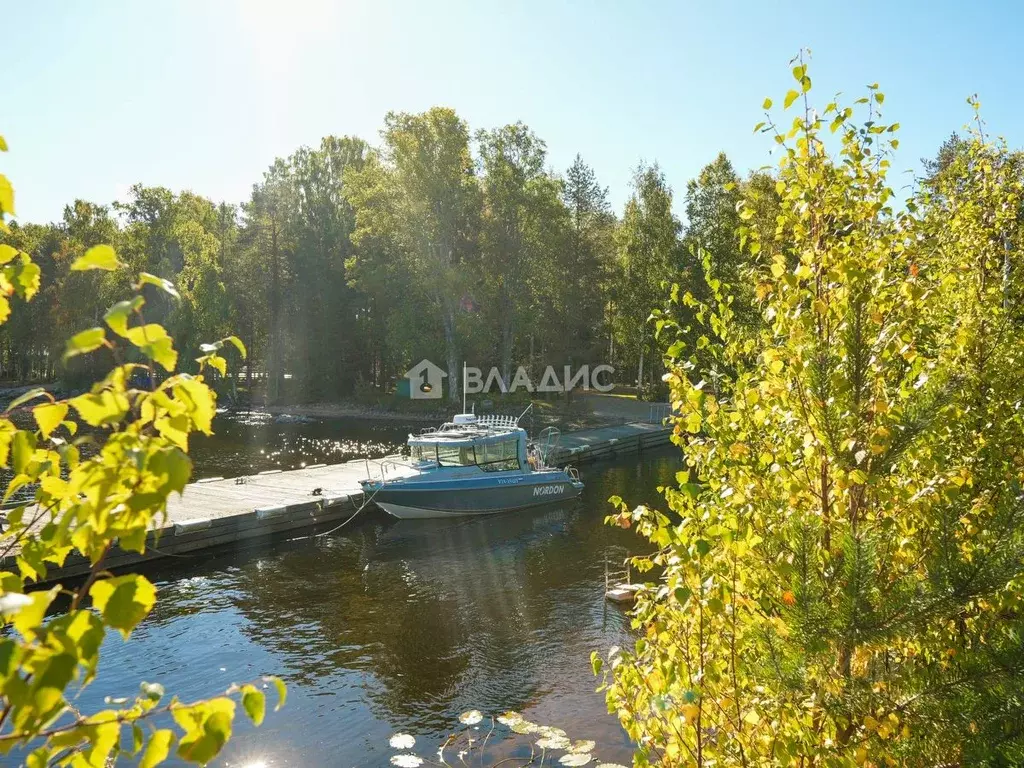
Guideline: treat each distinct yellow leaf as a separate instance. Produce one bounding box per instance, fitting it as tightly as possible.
[71,244,121,271]
[70,390,130,427]
[0,244,18,265]
[173,377,216,434]
[33,402,68,438]
[140,729,175,768]
[89,574,157,638]
[0,173,14,216]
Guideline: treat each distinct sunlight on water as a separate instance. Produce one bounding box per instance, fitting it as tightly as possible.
[65,443,681,767]
[9,413,679,766]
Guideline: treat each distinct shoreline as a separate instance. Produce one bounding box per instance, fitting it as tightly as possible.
[256,402,444,423]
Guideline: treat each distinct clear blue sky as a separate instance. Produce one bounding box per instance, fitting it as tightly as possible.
[5,0,1023,224]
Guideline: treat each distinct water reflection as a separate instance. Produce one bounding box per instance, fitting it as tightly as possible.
[65,445,681,766]
[189,413,412,478]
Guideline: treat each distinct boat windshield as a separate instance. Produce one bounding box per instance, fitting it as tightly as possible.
[414,435,522,471]
[475,438,520,472]
[437,444,476,467]
[410,444,435,462]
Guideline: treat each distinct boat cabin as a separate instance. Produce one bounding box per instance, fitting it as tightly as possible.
[407,414,531,473]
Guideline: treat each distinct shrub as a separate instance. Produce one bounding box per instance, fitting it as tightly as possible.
[599,59,1024,766]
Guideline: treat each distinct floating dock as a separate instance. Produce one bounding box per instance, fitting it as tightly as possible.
[5,420,673,584]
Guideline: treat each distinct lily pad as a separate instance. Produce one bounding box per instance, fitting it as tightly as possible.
[538,726,568,738]
[390,755,423,768]
[537,736,571,750]
[569,740,596,753]
[459,709,484,726]
[559,754,592,766]
[389,733,416,750]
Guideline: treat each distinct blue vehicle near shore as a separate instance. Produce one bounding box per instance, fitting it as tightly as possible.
[359,413,583,519]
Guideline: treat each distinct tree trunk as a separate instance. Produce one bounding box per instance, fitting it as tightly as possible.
[443,303,460,405]
[637,344,645,392]
[267,217,283,405]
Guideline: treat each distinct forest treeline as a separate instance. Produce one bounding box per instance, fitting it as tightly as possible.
[0,108,785,404]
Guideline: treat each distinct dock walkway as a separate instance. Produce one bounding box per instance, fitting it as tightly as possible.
[7,420,673,583]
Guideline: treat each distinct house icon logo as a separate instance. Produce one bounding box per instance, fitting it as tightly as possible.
[405,359,447,400]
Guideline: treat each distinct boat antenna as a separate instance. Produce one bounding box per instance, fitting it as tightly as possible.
[462,360,467,414]
[516,401,533,425]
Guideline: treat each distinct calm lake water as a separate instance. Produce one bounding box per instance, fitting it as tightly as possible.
[57,414,681,767]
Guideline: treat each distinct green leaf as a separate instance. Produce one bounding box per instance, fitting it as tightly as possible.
[71,244,121,272]
[127,324,178,371]
[685,411,702,434]
[241,684,266,726]
[265,675,287,711]
[198,353,227,377]
[7,387,49,411]
[173,377,215,434]
[149,448,193,495]
[9,260,41,300]
[224,335,247,358]
[103,296,145,337]
[0,244,18,265]
[590,650,603,676]
[69,389,130,427]
[784,90,799,109]
[33,402,68,439]
[10,587,58,641]
[140,729,174,768]
[131,724,145,755]
[89,574,157,638]
[137,272,181,300]
[174,700,235,764]
[126,323,170,347]
[11,430,36,474]
[63,327,107,361]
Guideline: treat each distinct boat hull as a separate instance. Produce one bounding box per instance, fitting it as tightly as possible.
[367,471,583,519]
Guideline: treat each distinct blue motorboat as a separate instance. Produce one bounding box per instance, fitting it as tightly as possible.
[359,413,583,519]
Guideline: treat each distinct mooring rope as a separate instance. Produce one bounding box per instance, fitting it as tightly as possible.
[306,482,385,539]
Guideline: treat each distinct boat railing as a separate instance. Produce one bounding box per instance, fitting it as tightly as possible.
[363,454,419,483]
[566,466,581,482]
[477,414,519,428]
